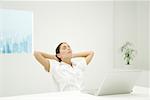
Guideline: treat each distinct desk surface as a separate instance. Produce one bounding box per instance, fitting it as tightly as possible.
[0,86,149,100]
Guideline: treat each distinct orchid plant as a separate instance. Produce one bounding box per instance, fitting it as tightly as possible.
[121,42,137,65]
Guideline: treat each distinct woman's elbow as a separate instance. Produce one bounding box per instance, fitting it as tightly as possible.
[90,51,94,61]
[34,51,40,57]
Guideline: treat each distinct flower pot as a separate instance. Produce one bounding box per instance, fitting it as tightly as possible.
[123,64,136,70]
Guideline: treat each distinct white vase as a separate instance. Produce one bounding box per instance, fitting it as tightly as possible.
[123,64,136,70]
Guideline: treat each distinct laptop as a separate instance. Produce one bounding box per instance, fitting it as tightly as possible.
[81,69,141,96]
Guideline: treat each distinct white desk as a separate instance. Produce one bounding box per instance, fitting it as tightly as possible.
[0,86,149,100]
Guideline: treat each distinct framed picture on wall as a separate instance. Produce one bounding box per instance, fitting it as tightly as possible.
[0,9,33,54]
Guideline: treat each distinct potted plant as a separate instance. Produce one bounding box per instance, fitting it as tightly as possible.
[121,41,137,65]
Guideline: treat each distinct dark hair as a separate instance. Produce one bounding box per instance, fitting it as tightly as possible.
[55,42,64,62]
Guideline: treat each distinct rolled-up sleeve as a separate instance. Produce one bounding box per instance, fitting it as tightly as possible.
[49,59,59,74]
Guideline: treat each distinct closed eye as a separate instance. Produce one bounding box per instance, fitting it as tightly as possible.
[62,46,66,50]
[61,44,71,50]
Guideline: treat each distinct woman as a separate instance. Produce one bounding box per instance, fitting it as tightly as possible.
[34,42,94,91]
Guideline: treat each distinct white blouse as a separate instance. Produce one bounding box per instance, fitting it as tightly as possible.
[49,58,87,91]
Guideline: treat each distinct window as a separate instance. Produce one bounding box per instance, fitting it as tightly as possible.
[0,9,33,54]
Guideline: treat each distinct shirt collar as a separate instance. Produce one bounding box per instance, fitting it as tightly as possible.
[60,61,76,68]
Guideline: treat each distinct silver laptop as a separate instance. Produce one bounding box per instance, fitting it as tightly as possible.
[82,69,141,96]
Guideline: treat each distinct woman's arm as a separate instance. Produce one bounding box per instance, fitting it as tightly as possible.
[34,51,58,72]
[72,51,94,65]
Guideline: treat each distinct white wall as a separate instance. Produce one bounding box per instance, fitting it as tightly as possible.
[0,1,114,96]
[136,1,149,71]
[148,2,150,87]
[136,1,149,87]
[149,1,150,70]
[114,1,150,87]
[114,1,138,68]
[0,54,59,96]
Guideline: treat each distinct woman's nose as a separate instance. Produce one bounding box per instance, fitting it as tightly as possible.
[67,48,70,50]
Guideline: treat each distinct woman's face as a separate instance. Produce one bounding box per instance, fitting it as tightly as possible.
[58,43,72,60]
